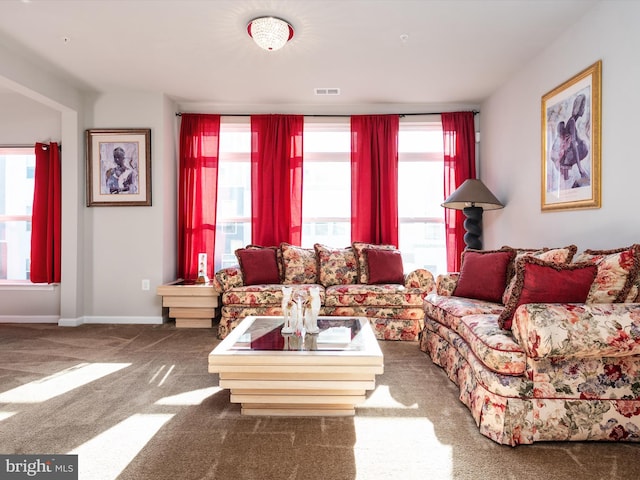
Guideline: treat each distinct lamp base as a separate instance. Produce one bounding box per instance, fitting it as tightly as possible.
[462,206,483,250]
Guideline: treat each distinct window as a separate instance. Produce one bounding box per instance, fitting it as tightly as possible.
[212,117,446,275]
[214,120,251,271]
[0,147,35,281]
[398,122,446,276]
[301,121,351,248]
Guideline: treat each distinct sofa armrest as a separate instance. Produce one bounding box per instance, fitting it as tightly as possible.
[214,266,244,293]
[435,273,459,296]
[404,268,435,292]
[511,303,640,360]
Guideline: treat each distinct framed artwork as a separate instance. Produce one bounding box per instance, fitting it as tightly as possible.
[86,128,152,206]
[541,60,601,211]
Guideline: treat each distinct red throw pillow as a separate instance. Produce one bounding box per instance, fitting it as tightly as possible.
[365,248,405,284]
[235,248,280,285]
[453,249,515,303]
[497,256,597,330]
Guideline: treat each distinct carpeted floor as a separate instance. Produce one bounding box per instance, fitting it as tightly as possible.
[0,323,638,480]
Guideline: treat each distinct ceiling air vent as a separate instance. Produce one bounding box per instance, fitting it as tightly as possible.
[315,87,341,96]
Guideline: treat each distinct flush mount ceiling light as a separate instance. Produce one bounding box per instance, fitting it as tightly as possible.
[247,16,294,51]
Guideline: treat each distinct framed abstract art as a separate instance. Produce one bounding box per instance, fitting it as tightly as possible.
[541,60,601,211]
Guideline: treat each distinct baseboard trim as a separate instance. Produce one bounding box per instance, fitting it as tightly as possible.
[0,315,59,324]
[1,316,165,326]
[82,316,164,325]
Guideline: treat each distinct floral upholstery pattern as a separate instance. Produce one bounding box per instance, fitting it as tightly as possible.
[325,284,425,307]
[314,244,358,286]
[280,243,318,284]
[574,245,640,303]
[422,267,640,445]
[435,273,459,296]
[222,284,325,307]
[511,302,640,359]
[421,317,640,445]
[215,244,435,341]
[423,293,505,330]
[405,269,436,290]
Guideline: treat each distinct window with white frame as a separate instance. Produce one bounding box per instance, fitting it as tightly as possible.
[0,147,35,281]
[213,117,446,276]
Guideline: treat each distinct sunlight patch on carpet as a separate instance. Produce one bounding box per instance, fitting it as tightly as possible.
[354,417,452,480]
[69,413,174,480]
[155,386,223,406]
[0,411,17,422]
[0,363,130,403]
[358,384,418,409]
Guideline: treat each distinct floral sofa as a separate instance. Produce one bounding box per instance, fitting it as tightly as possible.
[420,244,640,445]
[213,242,435,341]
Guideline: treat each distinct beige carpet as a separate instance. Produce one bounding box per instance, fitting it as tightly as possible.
[0,323,638,480]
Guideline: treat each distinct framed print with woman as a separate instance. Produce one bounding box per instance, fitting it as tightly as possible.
[86,128,152,206]
[541,60,601,211]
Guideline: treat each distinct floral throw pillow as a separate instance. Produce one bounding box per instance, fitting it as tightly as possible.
[352,242,396,284]
[280,243,318,284]
[573,245,640,303]
[314,244,358,287]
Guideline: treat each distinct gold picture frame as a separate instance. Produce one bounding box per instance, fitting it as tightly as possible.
[541,60,601,211]
[86,128,152,206]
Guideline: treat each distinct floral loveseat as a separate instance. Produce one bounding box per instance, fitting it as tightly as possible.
[213,242,435,341]
[420,244,640,446]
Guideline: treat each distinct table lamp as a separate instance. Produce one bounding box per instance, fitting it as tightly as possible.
[441,179,504,250]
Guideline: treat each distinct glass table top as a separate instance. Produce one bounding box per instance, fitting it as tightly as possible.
[229,316,365,352]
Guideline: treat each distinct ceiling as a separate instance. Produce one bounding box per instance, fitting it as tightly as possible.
[0,0,599,113]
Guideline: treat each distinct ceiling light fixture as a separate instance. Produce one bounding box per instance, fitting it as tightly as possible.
[247,16,294,51]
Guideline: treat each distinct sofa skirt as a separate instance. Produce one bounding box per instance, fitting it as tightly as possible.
[218,305,424,341]
[420,318,640,445]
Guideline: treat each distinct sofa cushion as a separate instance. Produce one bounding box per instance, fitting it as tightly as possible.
[453,249,515,303]
[573,245,640,303]
[325,284,424,307]
[365,248,404,284]
[235,247,281,285]
[423,293,505,332]
[457,314,526,375]
[280,243,318,284]
[497,257,597,330]
[223,284,325,307]
[352,242,396,284]
[501,245,578,304]
[314,244,358,287]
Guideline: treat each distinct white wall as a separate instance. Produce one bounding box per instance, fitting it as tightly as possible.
[481,1,639,251]
[83,92,176,322]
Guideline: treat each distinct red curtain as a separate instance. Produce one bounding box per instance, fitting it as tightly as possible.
[442,112,477,272]
[30,142,61,283]
[178,114,221,280]
[250,115,304,246]
[350,115,399,246]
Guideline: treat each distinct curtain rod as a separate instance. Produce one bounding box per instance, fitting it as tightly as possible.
[0,144,61,149]
[175,110,479,118]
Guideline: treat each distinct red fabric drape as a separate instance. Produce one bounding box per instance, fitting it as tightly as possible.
[442,112,477,272]
[350,115,399,246]
[250,115,304,246]
[178,114,221,280]
[30,142,61,283]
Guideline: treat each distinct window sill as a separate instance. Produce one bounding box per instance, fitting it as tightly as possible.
[0,282,58,291]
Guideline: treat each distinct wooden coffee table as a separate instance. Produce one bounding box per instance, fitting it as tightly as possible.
[208,316,384,416]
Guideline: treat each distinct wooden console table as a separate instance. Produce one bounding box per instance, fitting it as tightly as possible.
[157,280,220,328]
